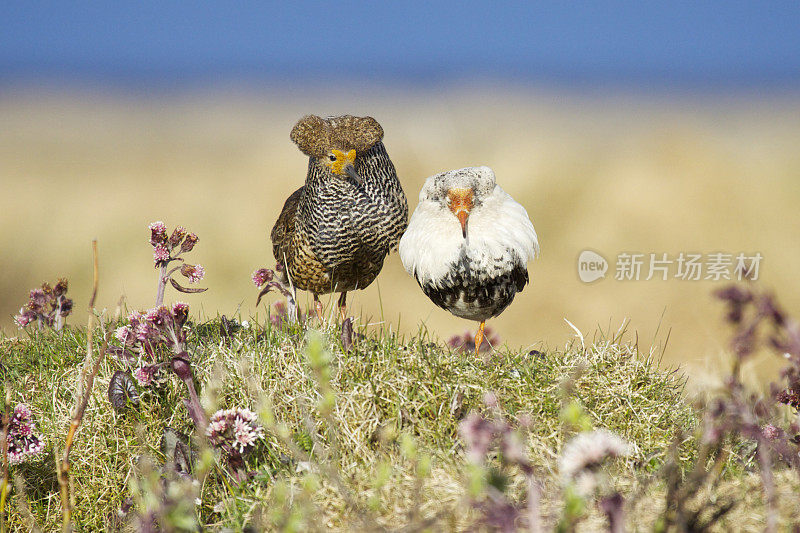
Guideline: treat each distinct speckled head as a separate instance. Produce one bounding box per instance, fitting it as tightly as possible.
[421,166,497,203]
[420,166,498,238]
[290,114,384,159]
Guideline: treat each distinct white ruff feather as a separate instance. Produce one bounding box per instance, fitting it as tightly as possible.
[399,167,539,287]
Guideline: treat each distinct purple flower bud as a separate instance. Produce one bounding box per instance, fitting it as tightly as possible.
[28,289,47,313]
[447,334,464,349]
[169,226,187,247]
[59,297,74,316]
[172,302,189,327]
[714,285,752,304]
[53,278,68,297]
[270,301,286,327]
[145,306,172,329]
[459,412,495,464]
[149,221,168,246]
[777,388,800,410]
[181,233,198,253]
[170,355,193,382]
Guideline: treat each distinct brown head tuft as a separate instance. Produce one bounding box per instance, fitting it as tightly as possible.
[290,115,384,158]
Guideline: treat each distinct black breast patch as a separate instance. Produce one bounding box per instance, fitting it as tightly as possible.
[418,260,529,321]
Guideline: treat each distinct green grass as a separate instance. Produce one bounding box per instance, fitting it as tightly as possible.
[1,317,797,531]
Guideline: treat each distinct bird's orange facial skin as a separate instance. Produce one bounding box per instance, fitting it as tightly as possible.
[447,187,474,238]
[325,149,357,176]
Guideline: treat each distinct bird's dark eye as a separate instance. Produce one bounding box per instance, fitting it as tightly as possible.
[329,154,337,161]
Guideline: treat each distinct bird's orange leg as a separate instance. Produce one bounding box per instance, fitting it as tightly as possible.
[474,320,486,356]
[313,294,324,323]
[337,292,347,323]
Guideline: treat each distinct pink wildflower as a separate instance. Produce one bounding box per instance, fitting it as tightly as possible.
[559,430,630,482]
[136,321,158,343]
[127,310,143,327]
[115,326,134,345]
[14,309,36,328]
[145,306,171,327]
[7,404,46,465]
[153,245,170,265]
[252,268,273,286]
[206,408,264,453]
[133,366,153,386]
[14,404,32,420]
[762,424,783,440]
[181,264,205,283]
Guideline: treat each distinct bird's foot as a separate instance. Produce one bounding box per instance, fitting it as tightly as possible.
[313,296,325,323]
[337,292,348,323]
[474,321,486,356]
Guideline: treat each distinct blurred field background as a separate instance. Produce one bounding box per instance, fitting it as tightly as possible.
[2,86,799,387]
[3,2,800,387]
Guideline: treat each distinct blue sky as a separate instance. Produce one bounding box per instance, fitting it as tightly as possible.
[2,2,799,88]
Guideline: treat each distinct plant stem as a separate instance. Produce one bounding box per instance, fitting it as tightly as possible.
[55,296,63,332]
[757,439,777,533]
[527,477,542,533]
[0,388,10,533]
[155,263,168,307]
[170,354,208,434]
[56,240,104,533]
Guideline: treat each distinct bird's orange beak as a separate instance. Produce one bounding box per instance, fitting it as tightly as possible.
[448,188,474,238]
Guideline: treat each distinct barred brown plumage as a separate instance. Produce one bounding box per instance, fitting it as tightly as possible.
[271,115,408,321]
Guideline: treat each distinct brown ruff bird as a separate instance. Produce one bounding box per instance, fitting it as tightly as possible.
[271,115,408,321]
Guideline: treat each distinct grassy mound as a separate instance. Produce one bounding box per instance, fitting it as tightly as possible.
[1,319,795,531]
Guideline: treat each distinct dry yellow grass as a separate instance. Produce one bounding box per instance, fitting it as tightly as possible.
[2,86,800,385]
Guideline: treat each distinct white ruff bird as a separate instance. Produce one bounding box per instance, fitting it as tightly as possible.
[399,166,539,354]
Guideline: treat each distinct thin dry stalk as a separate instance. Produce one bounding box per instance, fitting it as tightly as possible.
[527,478,542,533]
[12,475,40,533]
[0,389,10,533]
[55,240,107,533]
[155,262,168,307]
[757,440,777,533]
